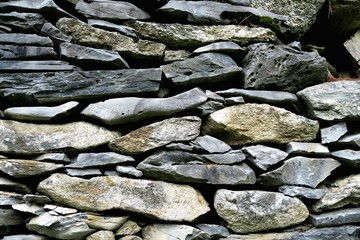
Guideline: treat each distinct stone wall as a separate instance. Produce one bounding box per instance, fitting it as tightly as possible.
[0,0,360,239]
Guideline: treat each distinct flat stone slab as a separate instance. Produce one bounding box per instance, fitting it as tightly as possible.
[214,189,309,233]
[37,173,210,222]
[286,142,330,156]
[0,12,47,34]
[191,135,231,153]
[279,185,326,200]
[81,88,207,125]
[297,81,360,121]
[4,101,79,122]
[192,41,246,55]
[0,45,57,60]
[0,191,24,206]
[41,22,72,43]
[87,19,138,39]
[109,116,201,155]
[321,122,348,144]
[0,68,162,105]
[0,34,53,46]
[0,120,116,155]
[331,149,360,168]
[0,177,32,194]
[338,132,360,148]
[309,208,360,227]
[0,208,25,226]
[0,60,75,73]
[66,152,134,169]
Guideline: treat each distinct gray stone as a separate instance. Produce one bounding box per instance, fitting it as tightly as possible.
[0,12,47,33]
[142,224,196,240]
[65,168,102,177]
[242,43,328,93]
[87,19,139,39]
[4,101,79,122]
[37,174,210,222]
[57,18,166,65]
[205,90,225,104]
[59,42,129,69]
[81,88,207,125]
[0,208,25,226]
[297,81,360,121]
[86,214,129,231]
[126,20,276,49]
[186,229,211,240]
[0,120,116,155]
[164,50,191,63]
[214,189,309,233]
[44,204,77,215]
[116,166,143,178]
[0,159,63,178]
[0,60,74,73]
[119,236,142,240]
[0,45,56,60]
[33,153,71,163]
[0,33,53,46]
[75,0,150,21]
[0,68,162,105]
[337,132,360,148]
[0,177,32,194]
[312,174,360,213]
[309,208,360,227]
[260,157,341,188]
[12,203,45,215]
[279,185,326,200]
[195,101,225,116]
[115,220,141,236]
[158,1,288,25]
[0,191,24,206]
[321,122,348,144]
[109,116,201,155]
[86,230,115,240]
[216,88,298,105]
[202,104,319,146]
[203,151,247,165]
[195,224,229,239]
[2,235,49,240]
[344,30,360,70]
[191,135,231,153]
[23,194,52,205]
[137,150,255,185]
[166,143,194,152]
[241,144,288,171]
[332,149,360,168]
[192,41,246,56]
[225,97,245,106]
[41,22,72,43]
[161,53,243,88]
[26,212,95,239]
[286,142,330,156]
[67,152,134,169]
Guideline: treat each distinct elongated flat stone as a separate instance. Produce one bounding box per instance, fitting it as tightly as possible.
[81,88,207,125]
[0,191,24,206]
[87,19,138,39]
[0,13,47,34]
[66,152,134,169]
[192,41,246,55]
[0,33,53,46]
[0,45,57,60]
[86,214,129,231]
[321,122,348,144]
[0,60,74,73]
[0,177,32,193]
[286,142,330,156]
[0,120,116,155]
[37,173,210,222]
[309,208,360,227]
[41,22,72,43]
[0,208,25,226]
[332,149,360,168]
[279,185,325,200]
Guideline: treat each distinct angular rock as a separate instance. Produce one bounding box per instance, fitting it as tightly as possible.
[87,230,115,240]
[0,177,31,194]
[161,53,243,88]
[260,157,341,188]
[195,101,225,116]
[115,220,141,236]
[12,203,45,215]
[164,50,191,64]
[309,208,360,227]
[344,30,360,70]
[195,224,230,239]
[65,168,102,177]
[2,235,49,240]
[191,135,231,153]
[0,45,56,60]
[312,174,360,213]
[44,204,77,215]
[57,18,166,65]
[338,132,360,148]
[214,189,309,233]
[33,153,71,163]
[23,194,52,205]
[241,144,288,171]
[0,208,25,226]
[37,174,210,222]
[87,19,139,39]
[4,101,79,122]
[321,122,348,144]
[66,152,134,169]
[109,116,201,155]
[116,166,143,178]
[279,185,326,200]
[249,0,326,38]
[0,33,53,46]
[286,142,330,156]
[142,224,195,240]
[0,191,24,206]
[158,1,288,25]
[216,88,298,105]
[81,88,207,125]
[297,81,360,121]
[0,120,116,155]
[0,159,63,178]
[332,149,360,168]
[26,212,95,239]
[225,97,245,106]
[192,41,246,55]
[242,43,328,92]
[202,104,319,146]
[0,60,74,73]
[59,42,129,69]
[0,12,47,33]
[137,150,255,185]
[86,214,129,231]
[126,20,276,49]
[41,22,72,43]
[0,68,162,105]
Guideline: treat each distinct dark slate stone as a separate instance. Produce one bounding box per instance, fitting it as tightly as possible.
[87,19,139,39]
[0,68,162,105]
[0,12,47,33]
[23,194,52,204]
[202,150,246,165]
[192,42,246,56]
[0,45,57,60]
[66,152,135,169]
[195,101,225,116]
[0,60,75,73]
[191,135,231,153]
[321,122,348,144]
[195,224,230,239]
[41,22,72,43]
[0,33,53,46]
[0,177,32,194]
[309,208,360,227]
[331,149,360,168]
[241,43,328,92]
[0,208,25,226]
[161,53,243,88]
[166,143,194,152]
[216,88,298,105]
[59,42,129,70]
[225,96,245,106]
[205,90,225,104]
[278,185,326,200]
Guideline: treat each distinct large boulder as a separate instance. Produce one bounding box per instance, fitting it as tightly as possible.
[202,103,319,146]
[37,174,210,222]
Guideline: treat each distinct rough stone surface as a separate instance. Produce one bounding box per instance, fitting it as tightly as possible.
[116,166,143,178]
[260,156,341,188]
[86,215,128,231]
[66,152,134,169]
[12,203,45,215]
[0,177,32,194]
[297,81,360,121]
[0,208,25,226]
[344,30,360,70]
[0,12,47,33]
[0,120,116,155]
[286,142,330,156]
[33,153,71,163]
[81,88,207,125]
[115,220,141,236]
[192,42,246,55]
[331,149,360,168]
[202,104,319,146]
[142,224,195,240]
[37,174,210,222]
[65,168,102,177]
[321,122,348,144]
[279,185,326,200]
[214,190,309,233]
[309,208,360,227]
[41,22,72,43]
[196,224,230,239]
[0,34,53,46]
[86,230,115,240]
[109,116,201,155]
[0,45,57,60]
[2,235,49,240]
[87,19,138,39]
[192,135,231,153]
[0,191,24,206]
[241,43,328,92]
[0,60,74,72]
[338,132,360,148]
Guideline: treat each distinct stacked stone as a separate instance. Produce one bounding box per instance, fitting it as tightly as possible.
[0,0,360,239]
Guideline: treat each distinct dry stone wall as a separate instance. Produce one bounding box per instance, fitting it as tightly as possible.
[0,0,360,239]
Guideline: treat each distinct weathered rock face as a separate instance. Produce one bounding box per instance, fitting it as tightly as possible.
[0,12,47,33]
[344,30,360,73]
[202,104,319,146]
[214,189,309,233]
[241,43,328,92]
[142,224,196,240]
[297,81,360,121]
[37,174,210,222]
[309,208,360,227]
